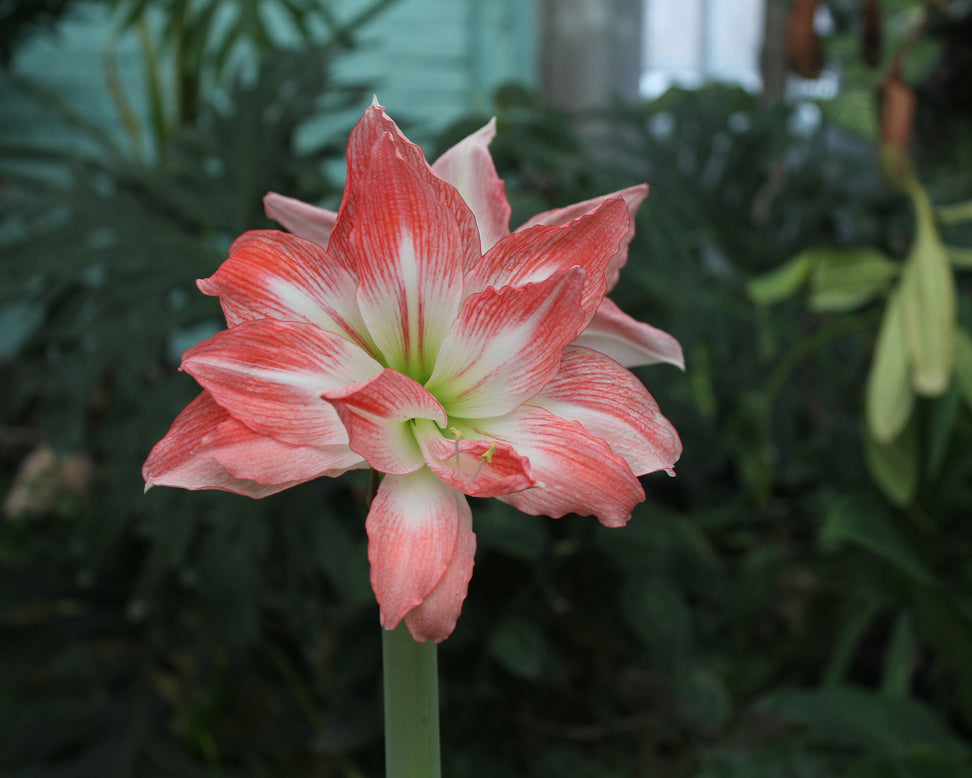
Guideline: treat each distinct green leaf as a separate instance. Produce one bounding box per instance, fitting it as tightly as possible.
[900,183,956,396]
[881,612,917,699]
[822,86,878,141]
[746,252,815,305]
[927,383,961,479]
[937,198,972,225]
[487,616,549,681]
[823,596,882,687]
[866,288,914,443]
[677,667,732,731]
[864,418,920,507]
[475,502,550,561]
[845,751,972,778]
[808,247,899,312]
[953,329,972,414]
[0,299,45,359]
[763,686,969,757]
[620,578,691,662]
[821,496,936,587]
[949,246,972,269]
[912,590,972,730]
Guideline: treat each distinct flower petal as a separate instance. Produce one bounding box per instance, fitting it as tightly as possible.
[518,183,649,291]
[367,468,470,633]
[530,345,681,476]
[197,419,364,485]
[263,192,338,249]
[197,230,373,351]
[331,99,480,276]
[413,419,534,498]
[471,405,645,528]
[425,268,586,418]
[465,197,629,325]
[323,369,447,475]
[404,503,476,643]
[181,319,382,447]
[576,297,685,369]
[142,392,317,498]
[431,118,511,252]
[350,131,480,377]
[327,99,430,263]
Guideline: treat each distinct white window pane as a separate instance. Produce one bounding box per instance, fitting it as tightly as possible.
[641,0,766,97]
[707,0,765,88]
[644,0,702,71]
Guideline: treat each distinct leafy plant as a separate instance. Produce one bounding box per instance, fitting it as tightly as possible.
[3,1,972,775]
[1,4,398,776]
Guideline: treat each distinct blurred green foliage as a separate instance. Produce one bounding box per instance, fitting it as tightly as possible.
[0,0,86,65]
[2,1,972,777]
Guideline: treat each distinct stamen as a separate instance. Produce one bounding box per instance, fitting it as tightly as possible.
[448,427,464,475]
[470,443,497,482]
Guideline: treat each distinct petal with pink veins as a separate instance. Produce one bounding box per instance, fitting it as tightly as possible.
[403,502,476,643]
[263,192,338,249]
[197,231,374,352]
[464,197,629,325]
[425,268,586,418]
[331,99,480,273]
[412,418,534,498]
[519,183,649,291]
[350,132,480,377]
[181,319,382,448]
[323,368,447,475]
[327,99,429,262]
[470,405,645,528]
[197,420,365,485]
[530,345,681,476]
[576,297,685,369]
[142,392,321,498]
[367,468,470,633]
[431,118,511,252]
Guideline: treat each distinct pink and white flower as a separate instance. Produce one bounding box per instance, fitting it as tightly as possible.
[143,100,682,643]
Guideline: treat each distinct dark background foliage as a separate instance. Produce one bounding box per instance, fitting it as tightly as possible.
[2,1,971,776]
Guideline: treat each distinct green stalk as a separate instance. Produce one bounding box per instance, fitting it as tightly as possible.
[382,623,441,778]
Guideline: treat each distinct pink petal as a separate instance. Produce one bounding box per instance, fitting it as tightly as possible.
[350,132,480,376]
[263,192,338,249]
[330,99,480,274]
[413,419,535,498]
[197,230,373,352]
[327,99,429,263]
[181,319,382,448]
[519,183,649,291]
[471,405,645,528]
[431,118,511,252]
[530,345,681,476]
[577,297,685,369]
[197,420,365,484]
[323,369,447,475]
[142,392,325,498]
[425,268,586,418]
[367,468,472,634]
[403,502,476,643]
[465,197,629,326]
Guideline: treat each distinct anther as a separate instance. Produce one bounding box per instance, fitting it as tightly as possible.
[470,443,497,482]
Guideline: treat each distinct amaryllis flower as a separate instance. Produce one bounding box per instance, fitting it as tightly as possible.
[143,100,682,643]
[265,119,684,372]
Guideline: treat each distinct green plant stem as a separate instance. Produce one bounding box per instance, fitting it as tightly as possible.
[382,623,441,778]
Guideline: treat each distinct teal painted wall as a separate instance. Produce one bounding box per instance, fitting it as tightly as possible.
[0,0,537,152]
[336,0,537,121]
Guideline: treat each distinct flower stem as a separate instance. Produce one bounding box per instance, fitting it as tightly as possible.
[382,623,441,778]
